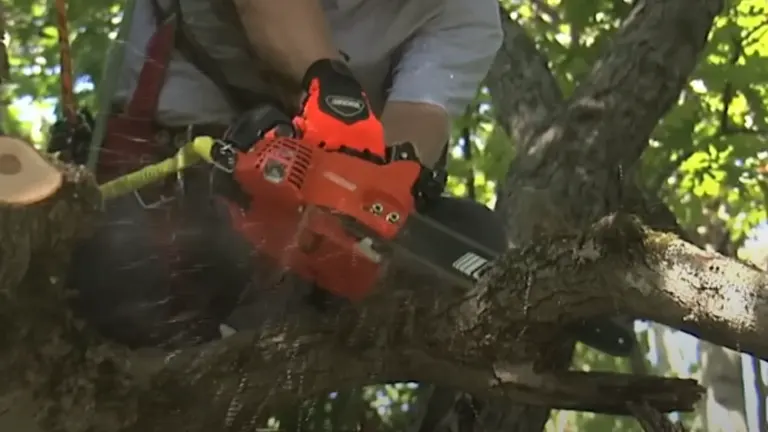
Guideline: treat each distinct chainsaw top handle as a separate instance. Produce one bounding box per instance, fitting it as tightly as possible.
[98,104,445,215]
[222,104,447,208]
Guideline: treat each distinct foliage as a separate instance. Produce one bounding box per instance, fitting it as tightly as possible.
[3,0,120,143]
[2,0,766,430]
[653,0,768,243]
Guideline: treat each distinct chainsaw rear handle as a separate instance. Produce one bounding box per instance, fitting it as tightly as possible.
[225,105,296,152]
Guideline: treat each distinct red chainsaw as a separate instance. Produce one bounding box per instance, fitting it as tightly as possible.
[210,106,429,301]
[204,105,637,357]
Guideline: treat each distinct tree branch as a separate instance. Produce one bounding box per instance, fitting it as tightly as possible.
[3,207,716,431]
[485,7,563,152]
[471,213,768,360]
[5,149,768,431]
[482,2,725,431]
[565,0,725,168]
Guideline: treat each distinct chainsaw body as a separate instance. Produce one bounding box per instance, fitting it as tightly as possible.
[222,123,423,300]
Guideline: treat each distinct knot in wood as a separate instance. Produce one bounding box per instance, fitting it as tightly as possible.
[0,153,21,175]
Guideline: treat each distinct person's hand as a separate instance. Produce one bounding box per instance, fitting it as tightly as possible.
[292,59,386,161]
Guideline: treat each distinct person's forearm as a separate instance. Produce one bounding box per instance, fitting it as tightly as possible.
[233,0,342,82]
[381,101,451,168]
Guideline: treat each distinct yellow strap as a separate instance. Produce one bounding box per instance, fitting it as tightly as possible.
[98,136,217,200]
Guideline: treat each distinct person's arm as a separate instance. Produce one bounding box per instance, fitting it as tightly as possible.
[383,0,503,167]
[232,0,342,83]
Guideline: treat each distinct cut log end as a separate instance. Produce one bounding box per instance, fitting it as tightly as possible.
[0,136,62,205]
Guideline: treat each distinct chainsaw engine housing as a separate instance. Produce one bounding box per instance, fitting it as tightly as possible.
[225,136,422,300]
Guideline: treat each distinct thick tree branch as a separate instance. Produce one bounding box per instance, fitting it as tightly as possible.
[2,223,710,432]
[485,7,563,151]
[565,0,724,168]
[501,0,725,241]
[6,151,766,431]
[0,150,727,432]
[3,199,735,432]
[470,213,768,360]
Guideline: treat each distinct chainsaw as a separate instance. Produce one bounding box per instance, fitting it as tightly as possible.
[96,105,637,357]
[44,0,633,356]
[212,106,448,301]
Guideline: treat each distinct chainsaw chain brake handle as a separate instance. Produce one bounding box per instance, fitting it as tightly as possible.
[209,105,297,173]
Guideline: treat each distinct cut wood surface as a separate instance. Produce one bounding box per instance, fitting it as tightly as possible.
[0,137,62,205]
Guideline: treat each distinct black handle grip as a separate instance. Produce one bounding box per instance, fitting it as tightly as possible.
[225,104,295,152]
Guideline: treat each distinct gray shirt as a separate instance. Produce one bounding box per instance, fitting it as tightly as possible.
[115,0,503,126]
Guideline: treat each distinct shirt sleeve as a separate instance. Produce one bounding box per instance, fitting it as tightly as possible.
[387,0,503,117]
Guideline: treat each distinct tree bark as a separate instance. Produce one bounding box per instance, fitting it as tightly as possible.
[8,142,768,431]
[3,0,761,431]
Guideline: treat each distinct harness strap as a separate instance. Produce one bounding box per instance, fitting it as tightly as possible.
[94,3,224,347]
[147,0,248,112]
[152,0,290,114]
[123,17,177,119]
[95,14,177,182]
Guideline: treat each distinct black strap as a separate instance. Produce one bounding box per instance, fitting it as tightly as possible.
[148,0,264,112]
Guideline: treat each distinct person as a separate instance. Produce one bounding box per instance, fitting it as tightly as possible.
[67,0,507,348]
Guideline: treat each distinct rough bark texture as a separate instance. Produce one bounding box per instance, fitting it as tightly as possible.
[0,170,716,432]
[8,156,768,432]
[2,0,759,431]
